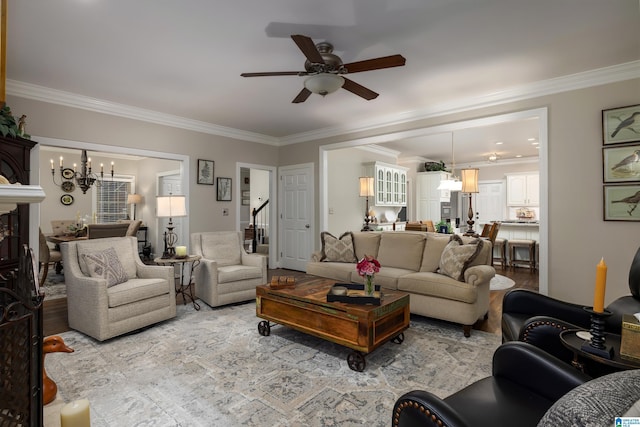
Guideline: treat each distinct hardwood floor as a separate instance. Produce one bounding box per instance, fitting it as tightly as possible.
[42,266,538,337]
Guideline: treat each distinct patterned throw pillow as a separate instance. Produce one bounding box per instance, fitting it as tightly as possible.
[81,247,129,287]
[320,231,357,263]
[437,234,484,281]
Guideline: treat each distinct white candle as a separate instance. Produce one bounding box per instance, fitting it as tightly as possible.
[60,399,91,427]
[175,246,187,257]
[60,156,63,167]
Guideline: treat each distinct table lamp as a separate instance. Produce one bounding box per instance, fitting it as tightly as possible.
[156,193,187,258]
[127,193,143,220]
[359,177,375,231]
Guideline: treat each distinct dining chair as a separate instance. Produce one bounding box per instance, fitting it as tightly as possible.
[39,228,62,286]
[86,223,130,239]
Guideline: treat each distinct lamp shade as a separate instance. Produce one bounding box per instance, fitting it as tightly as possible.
[127,193,143,204]
[359,177,375,197]
[156,195,187,218]
[461,168,479,193]
[304,74,344,96]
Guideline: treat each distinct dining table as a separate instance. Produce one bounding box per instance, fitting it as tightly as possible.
[45,234,88,274]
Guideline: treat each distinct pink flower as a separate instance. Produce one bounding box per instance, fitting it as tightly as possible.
[356,255,381,277]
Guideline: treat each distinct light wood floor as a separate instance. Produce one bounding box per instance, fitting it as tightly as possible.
[42,266,538,337]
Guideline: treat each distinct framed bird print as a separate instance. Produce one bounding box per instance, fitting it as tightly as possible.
[604,184,640,221]
[603,143,640,183]
[603,104,640,145]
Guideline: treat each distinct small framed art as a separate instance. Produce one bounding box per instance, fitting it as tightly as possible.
[603,143,640,183]
[197,159,214,185]
[603,104,640,145]
[603,184,640,221]
[217,177,232,201]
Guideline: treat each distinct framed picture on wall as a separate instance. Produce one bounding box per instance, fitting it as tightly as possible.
[217,177,232,201]
[197,159,214,185]
[603,184,640,221]
[603,104,640,145]
[603,143,640,183]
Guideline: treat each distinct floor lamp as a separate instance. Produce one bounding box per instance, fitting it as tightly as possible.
[461,168,479,237]
[359,177,375,231]
[156,193,187,258]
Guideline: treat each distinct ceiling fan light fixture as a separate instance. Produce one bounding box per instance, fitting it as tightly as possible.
[304,73,344,96]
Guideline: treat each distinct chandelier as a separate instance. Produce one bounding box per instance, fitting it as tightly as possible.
[51,149,114,194]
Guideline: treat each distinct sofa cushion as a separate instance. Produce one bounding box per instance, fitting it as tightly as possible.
[107,277,170,307]
[420,232,452,272]
[377,232,426,271]
[82,247,129,287]
[201,232,242,266]
[352,232,381,260]
[438,235,484,281]
[320,231,357,262]
[351,266,414,291]
[306,261,353,283]
[398,272,478,304]
[76,237,137,279]
[217,265,263,283]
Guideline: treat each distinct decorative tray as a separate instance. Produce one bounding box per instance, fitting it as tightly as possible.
[326,283,382,306]
[269,276,296,289]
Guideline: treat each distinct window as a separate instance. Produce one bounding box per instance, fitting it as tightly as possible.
[93,176,135,223]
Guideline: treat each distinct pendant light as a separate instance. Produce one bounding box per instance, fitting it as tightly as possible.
[437,133,462,191]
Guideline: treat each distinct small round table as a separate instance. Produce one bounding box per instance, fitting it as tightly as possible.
[560,329,640,376]
[154,255,201,310]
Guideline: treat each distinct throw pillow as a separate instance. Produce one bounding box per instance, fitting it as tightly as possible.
[537,369,640,427]
[320,231,357,263]
[437,234,484,281]
[81,247,129,287]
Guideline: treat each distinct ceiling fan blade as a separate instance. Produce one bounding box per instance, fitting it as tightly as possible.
[291,34,325,64]
[292,87,312,103]
[241,71,305,77]
[342,78,379,100]
[343,54,406,74]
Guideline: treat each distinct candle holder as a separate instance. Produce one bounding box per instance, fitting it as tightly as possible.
[581,307,614,359]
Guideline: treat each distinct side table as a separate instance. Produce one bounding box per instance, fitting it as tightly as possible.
[154,255,201,311]
[560,329,640,377]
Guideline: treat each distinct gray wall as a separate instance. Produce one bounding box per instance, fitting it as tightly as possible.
[9,76,640,308]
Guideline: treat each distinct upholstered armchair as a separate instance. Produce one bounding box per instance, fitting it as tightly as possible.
[61,236,176,341]
[501,246,640,364]
[190,231,267,308]
[393,341,640,427]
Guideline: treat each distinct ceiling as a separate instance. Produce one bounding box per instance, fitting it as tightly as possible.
[6,1,639,165]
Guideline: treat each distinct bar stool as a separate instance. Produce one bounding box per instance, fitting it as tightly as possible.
[508,239,536,272]
[492,238,508,269]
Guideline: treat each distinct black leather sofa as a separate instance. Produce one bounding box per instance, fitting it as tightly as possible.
[392,341,590,427]
[501,246,640,365]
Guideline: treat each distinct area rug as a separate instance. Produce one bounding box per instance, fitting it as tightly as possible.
[42,272,66,300]
[490,274,515,291]
[43,301,500,426]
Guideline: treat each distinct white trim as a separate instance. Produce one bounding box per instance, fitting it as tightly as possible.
[8,61,639,145]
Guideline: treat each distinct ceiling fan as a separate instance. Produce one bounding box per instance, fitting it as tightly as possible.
[241,34,406,103]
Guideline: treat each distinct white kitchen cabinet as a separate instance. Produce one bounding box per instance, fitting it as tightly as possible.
[506,173,539,206]
[363,162,408,206]
[415,172,451,222]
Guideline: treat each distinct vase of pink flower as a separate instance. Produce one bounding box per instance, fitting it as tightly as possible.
[356,255,380,296]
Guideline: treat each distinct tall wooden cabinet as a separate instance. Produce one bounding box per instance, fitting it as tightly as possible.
[0,135,36,277]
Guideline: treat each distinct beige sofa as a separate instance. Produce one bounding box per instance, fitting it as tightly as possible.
[306,231,495,336]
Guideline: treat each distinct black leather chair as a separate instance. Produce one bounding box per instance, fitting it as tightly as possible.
[501,246,640,364]
[392,341,590,427]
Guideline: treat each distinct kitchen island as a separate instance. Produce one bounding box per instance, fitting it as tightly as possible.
[497,220,539,240]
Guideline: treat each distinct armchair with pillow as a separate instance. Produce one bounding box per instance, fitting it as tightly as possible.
[501,246,640,365]
[392,341,640,427]
[190,231,267,308]
[61,236,176,341]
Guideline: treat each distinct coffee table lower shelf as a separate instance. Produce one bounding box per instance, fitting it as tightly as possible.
[255,281,410,372]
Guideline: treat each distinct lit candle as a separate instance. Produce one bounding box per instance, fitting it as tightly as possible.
[60,156,63,167]
[88,157,91,169]
[175,246,187,257]
[50,159,54,171]
[73,163,77,173]
[60,398,91,427]
[111,161,114,172]
[100,163,104,174]
[593,258,607,313]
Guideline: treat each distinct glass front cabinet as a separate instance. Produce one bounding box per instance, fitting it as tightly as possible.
[364,161,408,207]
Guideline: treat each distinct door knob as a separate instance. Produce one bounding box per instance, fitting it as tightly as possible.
[305,224,310,228]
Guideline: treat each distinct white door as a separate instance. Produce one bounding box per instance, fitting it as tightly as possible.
[158,174,185,254]
[279,164,313,271]
[476,181,505,224]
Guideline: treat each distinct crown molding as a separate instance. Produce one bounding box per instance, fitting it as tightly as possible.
[7,61,639,146]
[6,80,279,145]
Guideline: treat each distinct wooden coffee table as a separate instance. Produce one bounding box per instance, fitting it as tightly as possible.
[255,278,410,371]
